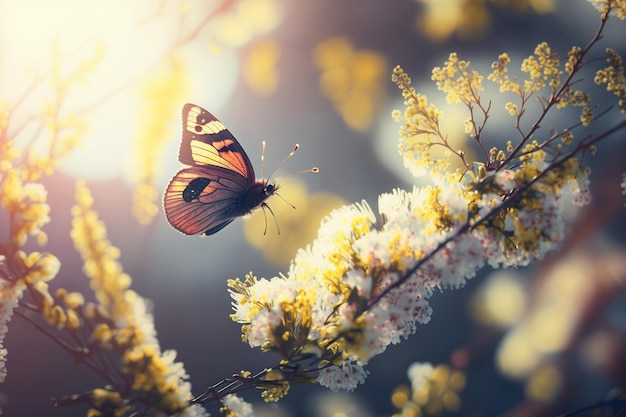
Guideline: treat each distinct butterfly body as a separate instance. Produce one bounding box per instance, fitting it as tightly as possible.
[164,104,276,236]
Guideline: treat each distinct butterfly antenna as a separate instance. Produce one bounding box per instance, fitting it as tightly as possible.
[266,144,300,181]
[275,166,320,180]
[261,203,280,235]
[265,143,320,181]
[275,192,296,209]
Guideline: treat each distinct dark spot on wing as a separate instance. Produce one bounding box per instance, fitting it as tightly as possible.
[183,178,212,202]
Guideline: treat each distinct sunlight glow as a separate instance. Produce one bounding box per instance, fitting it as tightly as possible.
[1,0,238,181]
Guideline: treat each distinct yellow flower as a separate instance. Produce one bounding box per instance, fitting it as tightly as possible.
[595,48,626,113]
[393,65,467,179]
[587,0,626,20]
[71,180,196,414]
[19,251,60,285]
[432,53,484,105]
[0,169,51,247]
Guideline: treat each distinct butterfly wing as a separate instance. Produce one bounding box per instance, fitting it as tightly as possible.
[179,103,255,183]
[164,103,273,236]
[164,166,249,235]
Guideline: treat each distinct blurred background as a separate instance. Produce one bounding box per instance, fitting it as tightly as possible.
[1,0,626,416]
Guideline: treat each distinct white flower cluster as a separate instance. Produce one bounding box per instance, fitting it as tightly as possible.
[221,394,254,417]
[125,295,209,417]
[230,161,591,392]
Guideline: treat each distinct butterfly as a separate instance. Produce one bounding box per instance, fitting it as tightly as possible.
[163,103,281,236]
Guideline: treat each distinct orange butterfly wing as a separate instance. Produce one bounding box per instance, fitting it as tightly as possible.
[178,103,254,179]
[163,104,274,236]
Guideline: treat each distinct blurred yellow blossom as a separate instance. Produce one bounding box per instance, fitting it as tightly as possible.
[314,37,387,132]
[71,180,134,322]
[71,180,203,416]
[492,0,556,12]
[243,38,281,95]
[391,363,465,416]
[132,182,160,225]
[414,0,491,41]
[24,42,105,182]
[414,0,555,41]
[213,0,282,47]
[132,54,189,225]
[0,169,50,248]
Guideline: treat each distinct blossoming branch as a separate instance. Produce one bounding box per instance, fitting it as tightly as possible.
[221,0,626,407]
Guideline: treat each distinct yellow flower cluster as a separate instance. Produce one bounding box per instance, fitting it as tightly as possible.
[229,205,379,392]
[0,110,71,385]
[22,43,104,182]
[398,37,615,183]
[587,0,626,19]
[0,169,50,248]
[86,388,131,417]
[0,134,63,317]
[488,45,592,123]
[520,42,561,92]
[71,181,197,416]
[431,53,484,105]
[391,66,457,179]
[0,50,100,321]
[474,155,588,258]
[489,53,520,94]
[595,48,626,113]
[71,181,133,320]
[0,18,211,416]
[391,363,465,417]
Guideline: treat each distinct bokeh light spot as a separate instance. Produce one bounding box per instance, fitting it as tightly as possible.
[213,0,281,47]
[314,37,387,132]
[471,270,527,327]
[525,363,562,401]
[243,38,281,95]
[496,325,541,378]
